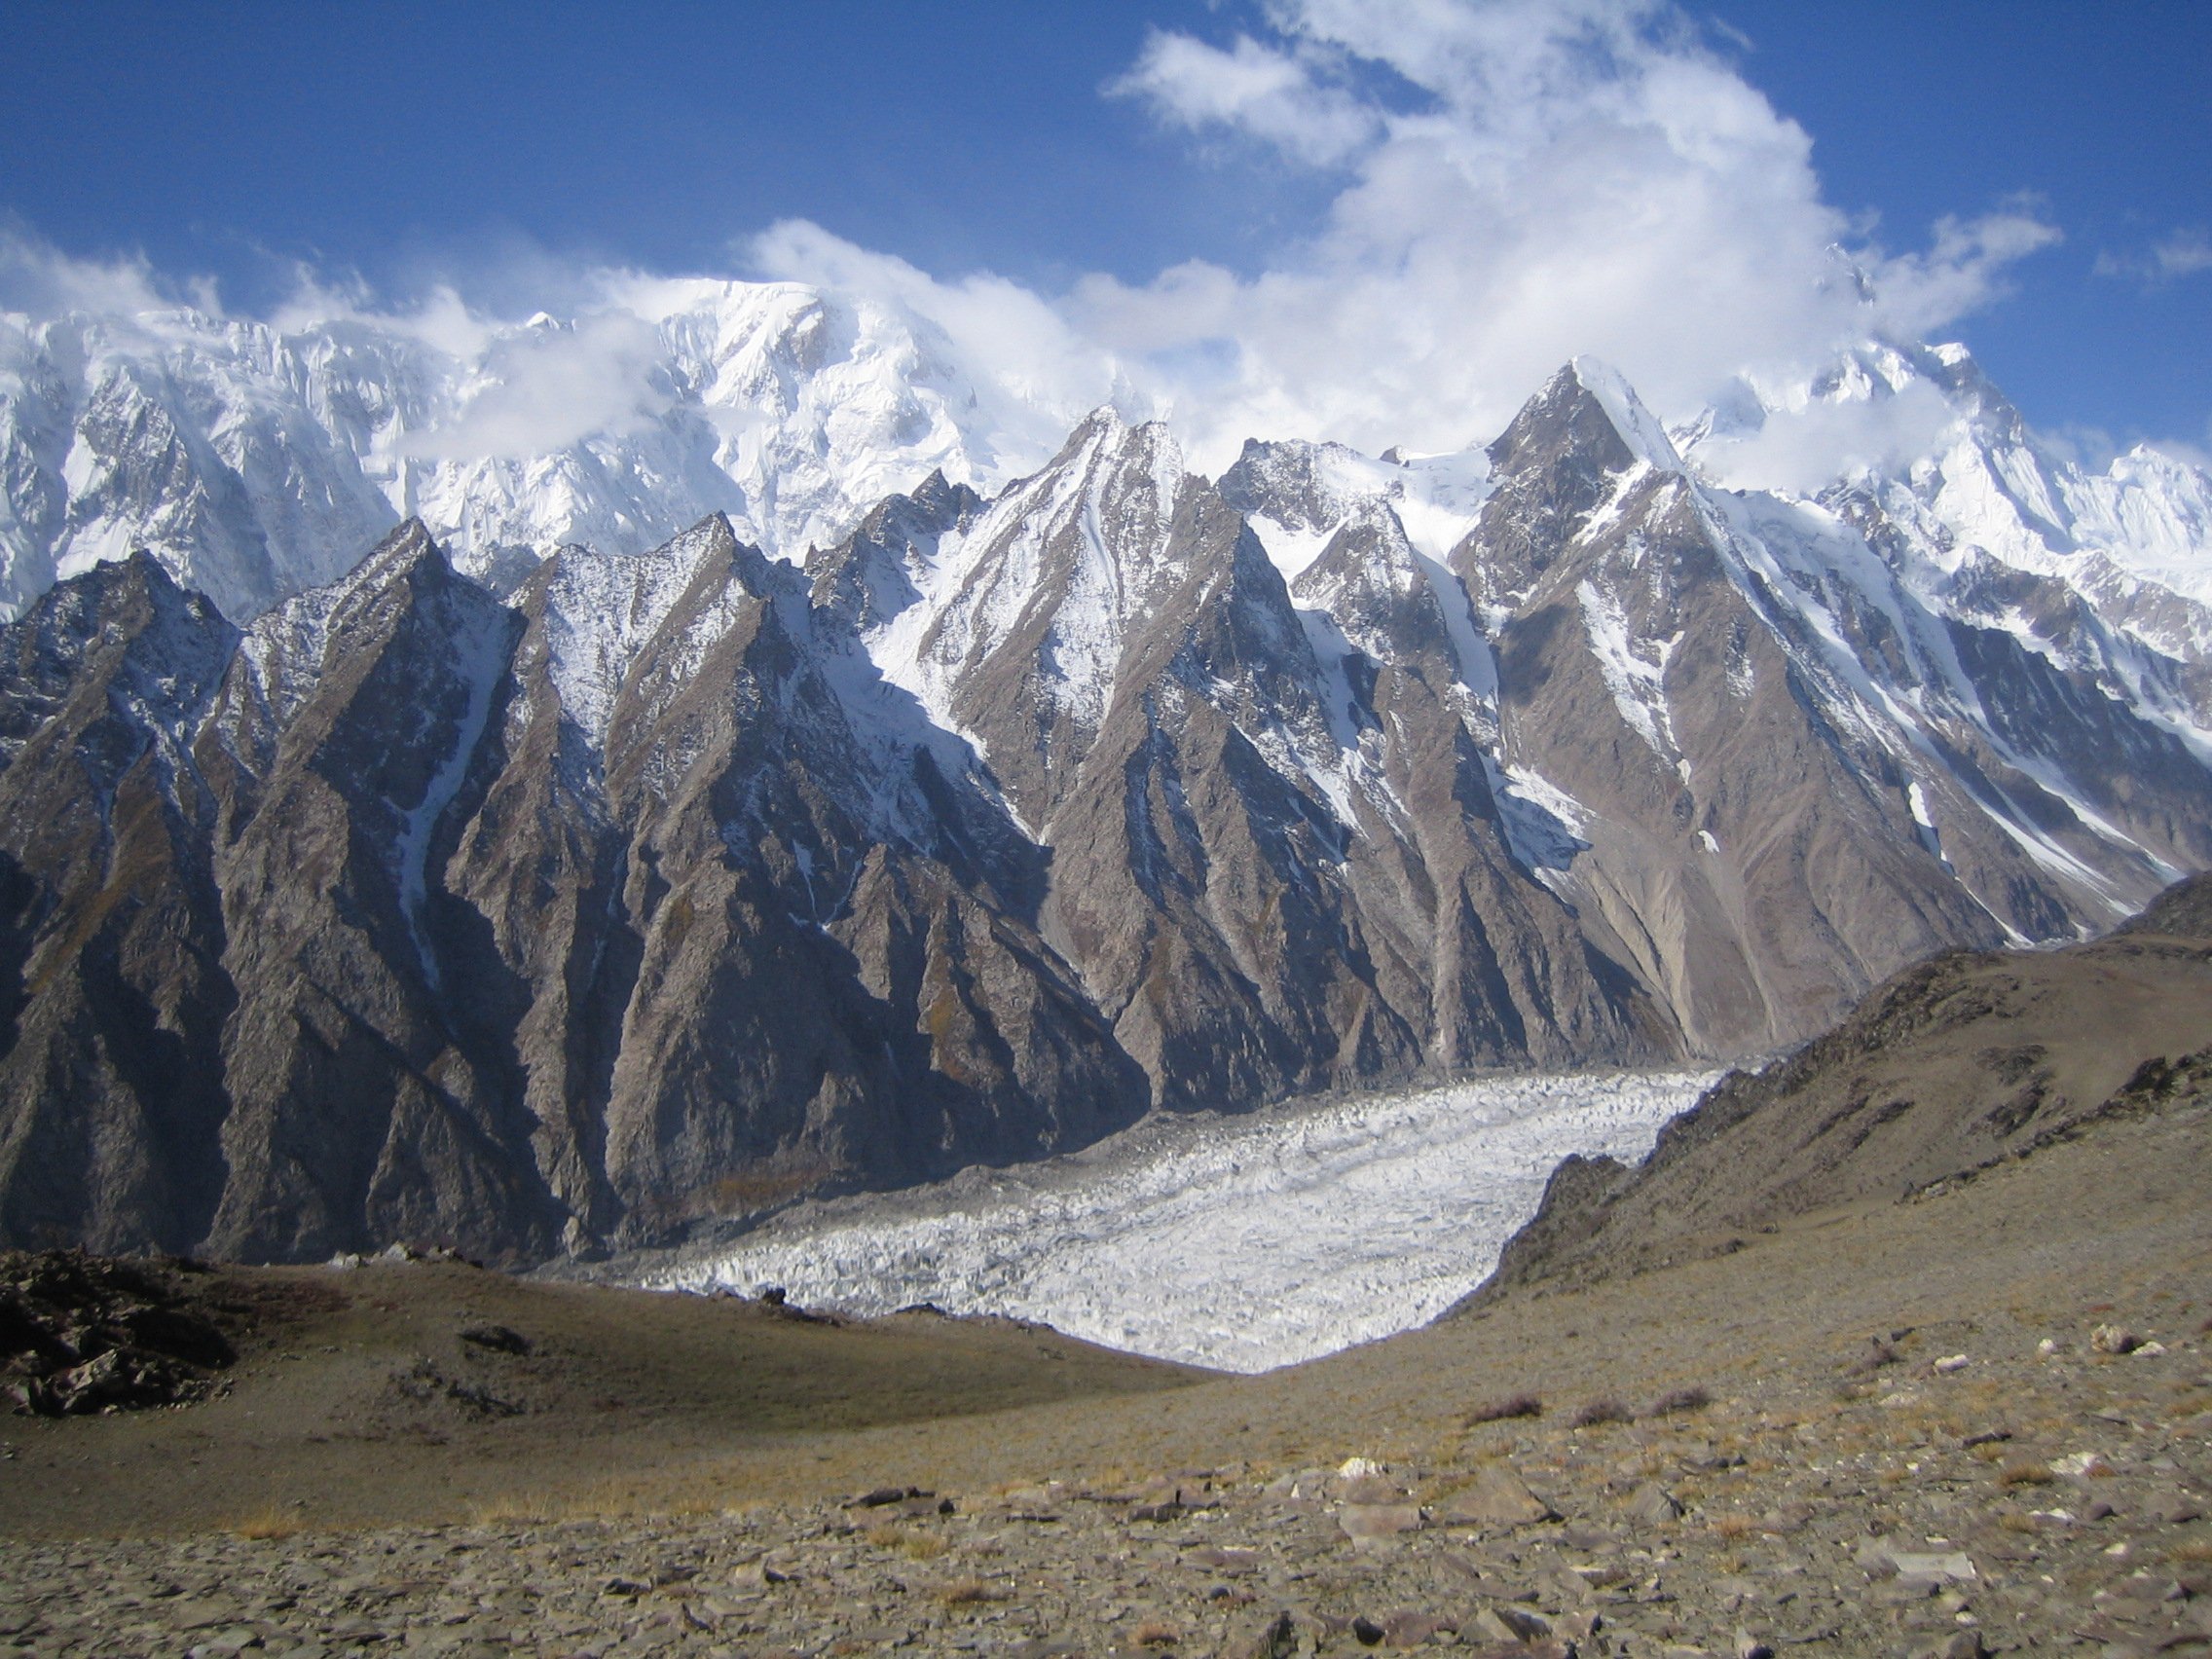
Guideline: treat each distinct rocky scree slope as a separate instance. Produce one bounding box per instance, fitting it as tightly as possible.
[0,353,2208,1265]
[1461,870,2212,1309]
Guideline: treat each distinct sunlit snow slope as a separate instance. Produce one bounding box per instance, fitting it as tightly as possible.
[631,1071,1717,1373]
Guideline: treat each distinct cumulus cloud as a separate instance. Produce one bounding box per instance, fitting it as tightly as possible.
[1109,30,1382,166]
[2095,228,2212,286]
[1069,0,2062,467]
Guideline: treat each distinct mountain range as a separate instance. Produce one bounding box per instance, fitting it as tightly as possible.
[0,278,2208,1263]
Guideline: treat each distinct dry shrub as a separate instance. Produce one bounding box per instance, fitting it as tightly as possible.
[2171,1538,2212,1566]
[1709,1511,1756,1539]
[1646,1386,1713,1419]
[1971,1442,2009,1463]
[1134,1623,1180,1646]
[1998,1510,2039,1534]
[1846,1337,1900,1376]
[1466,1392,1543,1424]
[1569,1398,1635,1429]
[1998,1461,2054,1488]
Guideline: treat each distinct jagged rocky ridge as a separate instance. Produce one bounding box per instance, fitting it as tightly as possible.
[0,352,2208,1263]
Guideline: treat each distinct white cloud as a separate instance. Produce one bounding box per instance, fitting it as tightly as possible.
[747,218,1142,468]
[1072,0,2062,467]
[1698,378,1960,496]
[0,226,213,321]
[2095,228,2212,286]
[269,267,494,363]
[1109,30,1382,166]
[2143,417,2212,473]
[398,310,671,461]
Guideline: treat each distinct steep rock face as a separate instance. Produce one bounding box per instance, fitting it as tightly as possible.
[1444,364,2210,1052]
[1285,507,1660,1072]
[533,517,1142,1232]
[198,522,551,1263]
[0,556,237,1253]
[866,415,1660,1108]
[0,511,1158,1259]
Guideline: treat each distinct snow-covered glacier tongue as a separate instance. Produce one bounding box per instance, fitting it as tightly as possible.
[621,1070,1719,1374]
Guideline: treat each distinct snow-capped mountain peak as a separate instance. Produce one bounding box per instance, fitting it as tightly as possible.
[0,276,1116,627]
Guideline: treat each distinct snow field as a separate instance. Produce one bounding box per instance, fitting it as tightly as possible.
[638,1069,1718,1374]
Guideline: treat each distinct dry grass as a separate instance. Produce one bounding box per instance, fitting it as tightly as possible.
[1134,1622,1180,1646]
[1998,1510,2040,1534]
[2171,1538,2212,1566]
[936,1576,1002,1607]
[1971,1441,2010,1463]
[865,1523,947,1561]
[226,1502,303,1540]
[1709,1511,1756,1539]
[467,1491,561,1526]
[1465,1392,1543,1424]
[1998,1461,2054,1488]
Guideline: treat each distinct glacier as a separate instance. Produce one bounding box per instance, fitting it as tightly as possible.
[621,1070,1719,1374]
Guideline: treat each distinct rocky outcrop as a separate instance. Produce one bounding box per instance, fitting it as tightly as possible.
[1,1248,236,1415]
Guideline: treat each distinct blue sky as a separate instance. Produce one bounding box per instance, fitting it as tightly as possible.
[4,0,2207,459]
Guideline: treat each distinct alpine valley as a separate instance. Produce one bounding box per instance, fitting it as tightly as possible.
[2,281,2210,1264]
